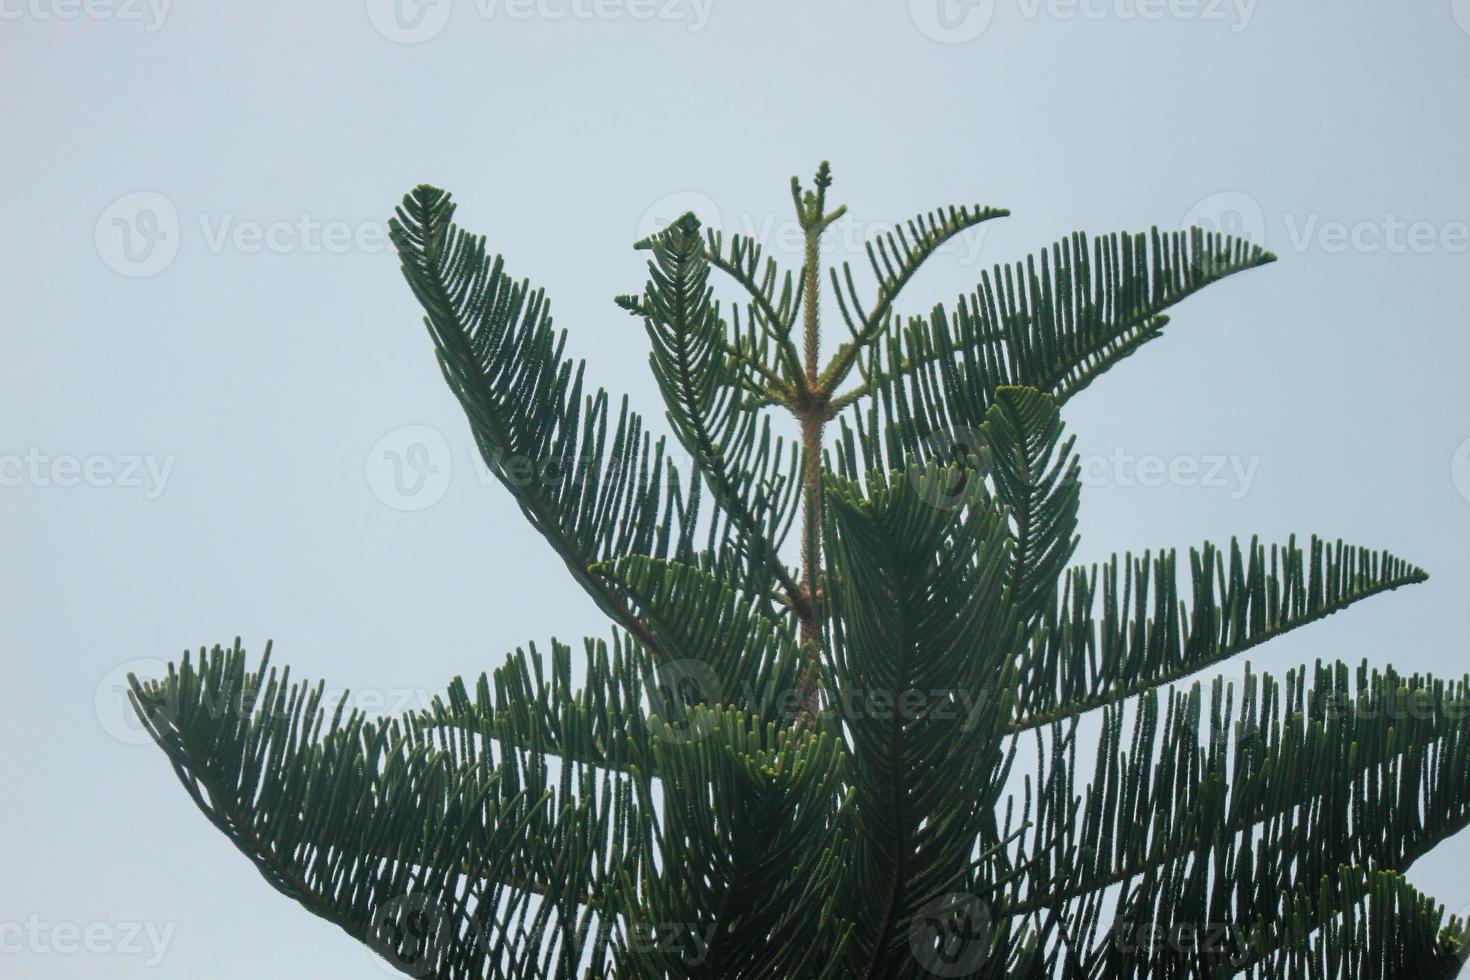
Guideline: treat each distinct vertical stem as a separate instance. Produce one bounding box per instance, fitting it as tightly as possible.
[802,228,822,386]
[796,217,826,725]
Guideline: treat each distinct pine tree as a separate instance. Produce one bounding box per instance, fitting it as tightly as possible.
[128,164,1470,979]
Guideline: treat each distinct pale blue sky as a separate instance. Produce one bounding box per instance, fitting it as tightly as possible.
[3,2,1470,976]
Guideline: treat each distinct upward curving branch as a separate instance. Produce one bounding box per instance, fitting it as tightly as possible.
[1012,534,1428,732]
[391,186,765,654]
[629,213,804,606]
[821,202,1010,396]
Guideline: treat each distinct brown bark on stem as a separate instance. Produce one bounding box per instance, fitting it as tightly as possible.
[795,215,826,726]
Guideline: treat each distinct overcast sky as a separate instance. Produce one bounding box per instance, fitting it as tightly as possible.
[3,1,1470,976]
